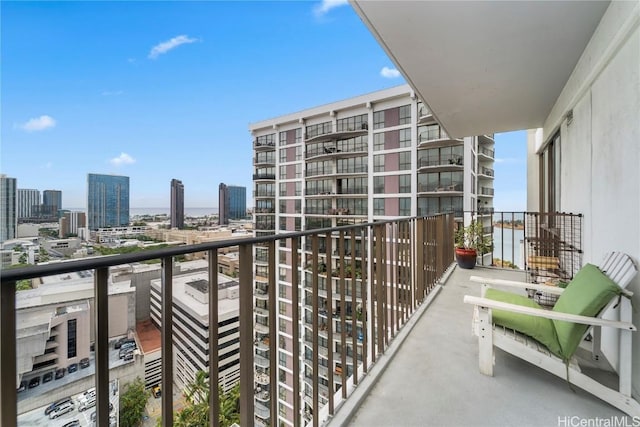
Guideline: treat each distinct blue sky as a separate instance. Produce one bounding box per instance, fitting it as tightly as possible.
[1,1,527,211]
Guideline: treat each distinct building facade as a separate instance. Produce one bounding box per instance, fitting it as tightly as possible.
[248,85,495,426]
[43,190,62,215]
[219,183,247,225]
[17,189,41,220]
[59,211,87,238]
[1,175,18,242]
[149,271,241,393]
[87,173,130,230]
[170,179,185,229]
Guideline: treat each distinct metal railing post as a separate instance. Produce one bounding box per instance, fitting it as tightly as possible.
[208,250,220,427]
[95,267,110,427]
[161,257,174,427]
[0,280,17,427]
[238,244,254,427]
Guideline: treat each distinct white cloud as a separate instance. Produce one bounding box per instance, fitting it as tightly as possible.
[102,90,124,96]
[314,0,349,17]
[148,35,198,59]
[19,115,56,132]
[380,67,401,79]
[109,152,136,166]
[494,157,521,164]
[44,162,53,169]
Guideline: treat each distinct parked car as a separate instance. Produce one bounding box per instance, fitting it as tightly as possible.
[120,341,136,351]
[153,385,161,398]
[80,357,90,369]
[78,395,96,411]
[45,397,73,416]
[123,351,134,361]
[55,368,65,380]
[62,420,80,427]
[67,363,78,373]
[28,377,40,389]
[119,347,134,359]
[49,402,74,419]
[84,387,96,396]
[17,381,27,393]
[114,337,135,349]
[43,372,53,383]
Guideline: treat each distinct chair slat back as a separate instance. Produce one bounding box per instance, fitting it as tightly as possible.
[600,252,637,290]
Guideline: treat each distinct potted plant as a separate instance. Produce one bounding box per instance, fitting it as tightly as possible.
[454,220,492,269]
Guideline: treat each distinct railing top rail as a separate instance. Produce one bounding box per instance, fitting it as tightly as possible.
[1,214,450,282]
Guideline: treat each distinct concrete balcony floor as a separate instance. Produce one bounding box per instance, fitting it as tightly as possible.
[339,266,630,426]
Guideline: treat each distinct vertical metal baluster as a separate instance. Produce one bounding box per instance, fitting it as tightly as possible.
[375,224,384,355]
[291,237,300,427]
[339,230,347,399]
[311,235,319,427]
[95,267,109,427]
[208,250,219,427]
[238,244,254,427]
[415,218,424,306]
[325,234,334,415]
[161,257,174,427]
[268,241,277,425]
[360,227,368,374]
[350,228,358,385]
[389,223,396,337]
[0,280,17,427]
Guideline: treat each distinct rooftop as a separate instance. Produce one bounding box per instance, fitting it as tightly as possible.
[136,319,161,354]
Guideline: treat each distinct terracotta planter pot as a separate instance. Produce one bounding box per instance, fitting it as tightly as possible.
[455,247,477,269]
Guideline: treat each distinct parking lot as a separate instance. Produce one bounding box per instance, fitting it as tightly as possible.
[17,336,138,426]
[18,380,119,426]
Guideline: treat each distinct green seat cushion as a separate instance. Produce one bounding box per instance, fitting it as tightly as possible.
[484,288,562,357]
[552,264,622,359]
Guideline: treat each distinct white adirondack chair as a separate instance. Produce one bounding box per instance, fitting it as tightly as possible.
[463,252,640,417]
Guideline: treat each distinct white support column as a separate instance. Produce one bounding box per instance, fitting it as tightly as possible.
[477,306,494,376]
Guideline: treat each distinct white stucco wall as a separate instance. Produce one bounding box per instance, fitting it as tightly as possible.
[538,1,640,398]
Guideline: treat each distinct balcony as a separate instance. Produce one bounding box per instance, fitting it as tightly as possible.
[480,187,495,197]
[417,183,463,194]
[305,123,369,144]
[478,146,495,160]
[478,166,494,178]
[418,156,463,171]
[5,213,617,427]
[254,140,276,151]
[418,129,463,148]
[252,173,276,181]
[305,144,368,161]
[331,266,627,426]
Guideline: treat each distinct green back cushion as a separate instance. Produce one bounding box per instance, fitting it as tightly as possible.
[484,288,562,358]
[552,264,622,359]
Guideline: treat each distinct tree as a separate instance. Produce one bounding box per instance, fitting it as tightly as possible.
[171,371,240,427]
[18,253,28,264]
[120,377,148,427]
[16,279,32,291]
[38,247,50,263]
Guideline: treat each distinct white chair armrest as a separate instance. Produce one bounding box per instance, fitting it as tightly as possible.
[470,276,565,296]
[463,295,636,331]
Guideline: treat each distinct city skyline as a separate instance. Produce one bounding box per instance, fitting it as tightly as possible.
[2,1,527,211]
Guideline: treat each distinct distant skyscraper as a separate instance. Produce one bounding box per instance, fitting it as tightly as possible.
[1,175,17,242]
[170,179,185,229]
[218,183,246,225]
[17,189,41,219]
[87,174,130,230]
[43,190,62,213]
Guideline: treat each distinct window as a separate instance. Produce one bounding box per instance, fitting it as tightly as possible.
[279,183,287,197]
[295,163,302,179]
[279,320,286,332]
[399,151,411,170]
[373,199,385,216]
[374,176,385,194]
[399,174,411,193]
[279,165,287,179]
[279,301,287,315]
[399,198,411,216]
[279,148,287,163]
[540,132,560,213]
[67,319,77,358]
[279,352,287,367]
[399,128,411,148]
[373,133,385,151]
[374,155,385,172]
[373,111,385,129]
[399,104,411,124]
[306,121,332,138]
[336,114,367,132]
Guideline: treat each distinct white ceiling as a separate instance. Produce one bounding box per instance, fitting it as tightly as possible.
[352,1,610,137]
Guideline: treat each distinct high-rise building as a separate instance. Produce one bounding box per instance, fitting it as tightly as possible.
[170,179,185,229]
[149,271,241,393]
[218,183,247,225]
[59,211,87,238]
[0,175,17,242]
[43,190,62,214]
[17,189,41,220]
[249,85,495,426]
[87,173,130,230]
